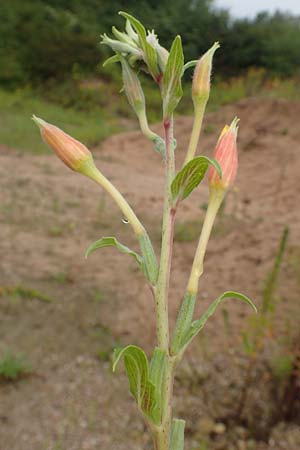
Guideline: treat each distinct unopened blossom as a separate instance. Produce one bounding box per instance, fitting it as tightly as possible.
[32,116,93,172]
[192,42,220,104]
[209,117,239,190]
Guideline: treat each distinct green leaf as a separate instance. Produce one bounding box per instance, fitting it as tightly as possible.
[138,233,159,284]
[170,419,185,450]
[85,236,143,268]
[119,12,147,43]
[171,292,196,355]
[181,291,257,350]
[162,35,184,117]
[242,331,256,356]
[171,156,222,202]
[149,348,166,423]
[103,54,120,67]
[119,12,159,79]
[113,345,160,424]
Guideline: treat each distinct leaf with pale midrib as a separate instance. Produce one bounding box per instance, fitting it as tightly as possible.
[113,345,164,425]
[171,156,221,202]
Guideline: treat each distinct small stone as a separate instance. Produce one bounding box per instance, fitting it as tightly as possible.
[214,422,226,434]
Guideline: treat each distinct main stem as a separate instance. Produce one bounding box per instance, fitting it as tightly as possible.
[154,116,176,450]
[155,117,175,351]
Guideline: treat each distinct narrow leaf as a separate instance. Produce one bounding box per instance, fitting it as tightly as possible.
[119,12,159,79]
[138,233,159,284]
[103,54,120,67]
[171,292,196,355]
[85,236,143,267]
[162,35,184,117]
[149,348,166,423]
[171,156,221,202]
[112,345,160,424]
[149,348,166,387]
[119,11,147,42]
[171,419,185,450]
[262,225,289,314]
[182,291,257,349]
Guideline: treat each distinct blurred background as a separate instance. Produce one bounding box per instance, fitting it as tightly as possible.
[0,1,300,450]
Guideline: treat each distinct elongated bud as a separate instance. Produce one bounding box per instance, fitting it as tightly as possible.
[100,34,142,58]
[120,57,162,146]
[32,115,93,172]
[125,19,138,42]
[192,42,220,105]
[120,57,145,115]
[112,26,135,46]
[209,118,239,190]
[146,30,169,72]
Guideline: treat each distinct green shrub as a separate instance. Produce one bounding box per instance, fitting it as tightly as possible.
[0,352,31,381]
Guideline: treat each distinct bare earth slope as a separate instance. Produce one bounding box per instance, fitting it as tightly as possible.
[0,98,299,450]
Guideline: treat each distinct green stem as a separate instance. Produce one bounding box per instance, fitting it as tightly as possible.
[153,116,176,450]
[183,97,208,165]
[170,188,225,361]
[187,187,225,294]
[79,159,158,284]
[138,107,159,141]
[154,358,176,450]
[155,116,175,351]
[79,159,144,236]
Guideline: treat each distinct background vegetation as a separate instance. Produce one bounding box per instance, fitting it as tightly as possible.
[1,0,300,152]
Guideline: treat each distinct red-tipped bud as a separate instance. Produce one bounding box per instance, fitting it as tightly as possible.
[209,118,239,190]
[32,116,92,172]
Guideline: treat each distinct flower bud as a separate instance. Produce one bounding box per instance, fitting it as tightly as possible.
[125,19,138,42]
[32,115,93,172]
[120,57,161,144]
[120,57,145,114]
[100,34,142,58]
[192,42,220,105]
[209,117,239,190]
[146,30,169,72]
[112,26,135,46]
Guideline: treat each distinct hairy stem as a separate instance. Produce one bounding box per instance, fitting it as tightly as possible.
[155,117,175,351]
[154,358,176,450]
[80,159,145,236]
[79,159,158,283]
[153,116,176,450]
[187,187,225,294]
[138,107,159,141]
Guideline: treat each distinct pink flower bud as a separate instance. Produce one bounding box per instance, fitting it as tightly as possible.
[32,116,92,171]
[209,117,239,190]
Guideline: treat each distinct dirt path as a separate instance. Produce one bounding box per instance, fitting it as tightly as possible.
[0,98,299,450]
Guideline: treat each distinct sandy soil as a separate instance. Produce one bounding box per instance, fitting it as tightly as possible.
[0,98,300,450]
